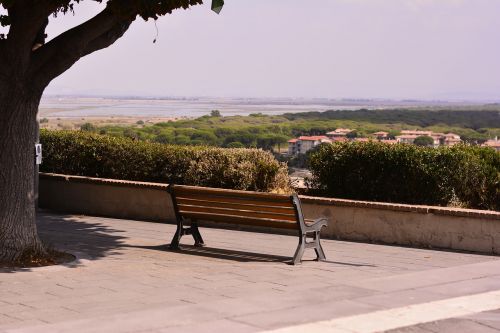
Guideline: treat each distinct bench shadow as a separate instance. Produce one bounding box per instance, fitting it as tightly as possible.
[128,243,377,267]
[130,244,293,263]
[0,210,128,273]
[320,260,376,267]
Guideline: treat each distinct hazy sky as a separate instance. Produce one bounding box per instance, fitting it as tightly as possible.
[35,0,500,100]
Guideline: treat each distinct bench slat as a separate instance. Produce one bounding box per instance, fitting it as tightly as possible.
[178,204,297,221]
[174,185,291,203]
[178,211,299,230]
[176,198,295,215]
[176,194,292,208]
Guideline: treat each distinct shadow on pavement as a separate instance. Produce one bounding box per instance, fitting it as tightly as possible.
[129,244,377,267]
[129,243,293,263]
[0,211,128,273]
[38,211,127,259]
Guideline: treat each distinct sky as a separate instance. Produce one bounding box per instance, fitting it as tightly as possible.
[29,0,500,100]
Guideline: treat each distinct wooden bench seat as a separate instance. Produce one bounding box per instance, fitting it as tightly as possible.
[168,184,328,265]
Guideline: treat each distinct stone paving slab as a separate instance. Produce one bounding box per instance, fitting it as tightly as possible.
[386,309,500,333]
[0,211,499,332]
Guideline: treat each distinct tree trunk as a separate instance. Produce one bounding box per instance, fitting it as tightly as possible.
[0,83,46,262]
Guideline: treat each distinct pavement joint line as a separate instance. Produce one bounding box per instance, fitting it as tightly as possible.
[468,319,500,332]
[262,289,500,333]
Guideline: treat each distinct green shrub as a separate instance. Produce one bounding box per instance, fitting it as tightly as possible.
[308,142,500,210]
[80,122,96,132]
[226,142,245,148]
[40,130,291,193]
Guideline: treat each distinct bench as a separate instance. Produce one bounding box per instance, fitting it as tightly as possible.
[167,184,328,265]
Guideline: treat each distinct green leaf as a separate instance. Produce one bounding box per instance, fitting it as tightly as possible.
[211,0,224,14]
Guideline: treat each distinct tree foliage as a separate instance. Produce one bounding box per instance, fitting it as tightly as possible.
[413,135,434,146]
[210,109,222,117]
[283,109,500,131]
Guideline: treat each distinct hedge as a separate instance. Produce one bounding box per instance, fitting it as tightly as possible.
[308,142,500,211]
[40,130,291,193]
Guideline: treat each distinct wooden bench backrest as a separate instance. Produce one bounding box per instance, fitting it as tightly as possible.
[169,185,302,231]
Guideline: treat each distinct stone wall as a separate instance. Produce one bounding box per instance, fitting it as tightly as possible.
[39,173,500,255]
[39,173,175,222]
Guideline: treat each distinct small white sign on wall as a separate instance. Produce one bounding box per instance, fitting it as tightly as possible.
[35,144,42,165]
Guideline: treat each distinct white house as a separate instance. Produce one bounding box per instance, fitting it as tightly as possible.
[288,136,331,155]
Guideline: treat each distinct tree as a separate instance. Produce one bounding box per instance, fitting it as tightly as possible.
[0,0,224,263]
[346,130,358,139]
[80,122,97,132]
[210,110,221,117]
[226,141,244,148]
[414,135,434,147]
[123,128,140,140]
[387,130,400,140]
[154,133,172,144]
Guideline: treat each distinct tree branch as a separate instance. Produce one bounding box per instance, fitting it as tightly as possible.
[5,0,59,63]
[28,0,204,89]
[82,21,132,58]
[30,5,134,89]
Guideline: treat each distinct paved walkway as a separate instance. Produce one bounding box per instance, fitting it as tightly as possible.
[1,211,500,333]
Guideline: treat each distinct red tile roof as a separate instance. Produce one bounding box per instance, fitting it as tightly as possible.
[483,140,500,148]
[298,136,329,141]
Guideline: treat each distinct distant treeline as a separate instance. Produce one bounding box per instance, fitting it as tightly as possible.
[76,108,500,149]
[283,109,500,130]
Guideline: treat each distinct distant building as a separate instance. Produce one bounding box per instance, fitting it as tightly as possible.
[396,130,461,147]
[326,128,352,139]
[331,136,349,143]
[395,135,419,145]
[400,130,434,136]
[482,137,500,152]
[441,133,461,146]
[372,131,389,140]
[289,129,464,154]
[288,136,331,155]
[287,139,299,155]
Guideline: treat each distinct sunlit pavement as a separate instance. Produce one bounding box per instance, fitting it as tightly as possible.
[1,211,500,333]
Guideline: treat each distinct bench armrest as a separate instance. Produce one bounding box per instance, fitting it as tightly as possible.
[304,217,328,232]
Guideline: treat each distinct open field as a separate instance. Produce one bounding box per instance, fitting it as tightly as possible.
[38,115,180,131]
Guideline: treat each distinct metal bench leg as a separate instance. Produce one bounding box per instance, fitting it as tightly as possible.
[314,231,326,261]
[191,221,205,247]
[170,219,183,250]
[292,234,306,265]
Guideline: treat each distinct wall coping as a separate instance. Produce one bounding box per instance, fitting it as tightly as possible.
[40,173,169,190]
[40,173,500,220]
[300,196,500,220]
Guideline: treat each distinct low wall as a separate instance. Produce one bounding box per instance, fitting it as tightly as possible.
[39,173,176,222]
[39,173,500,255]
